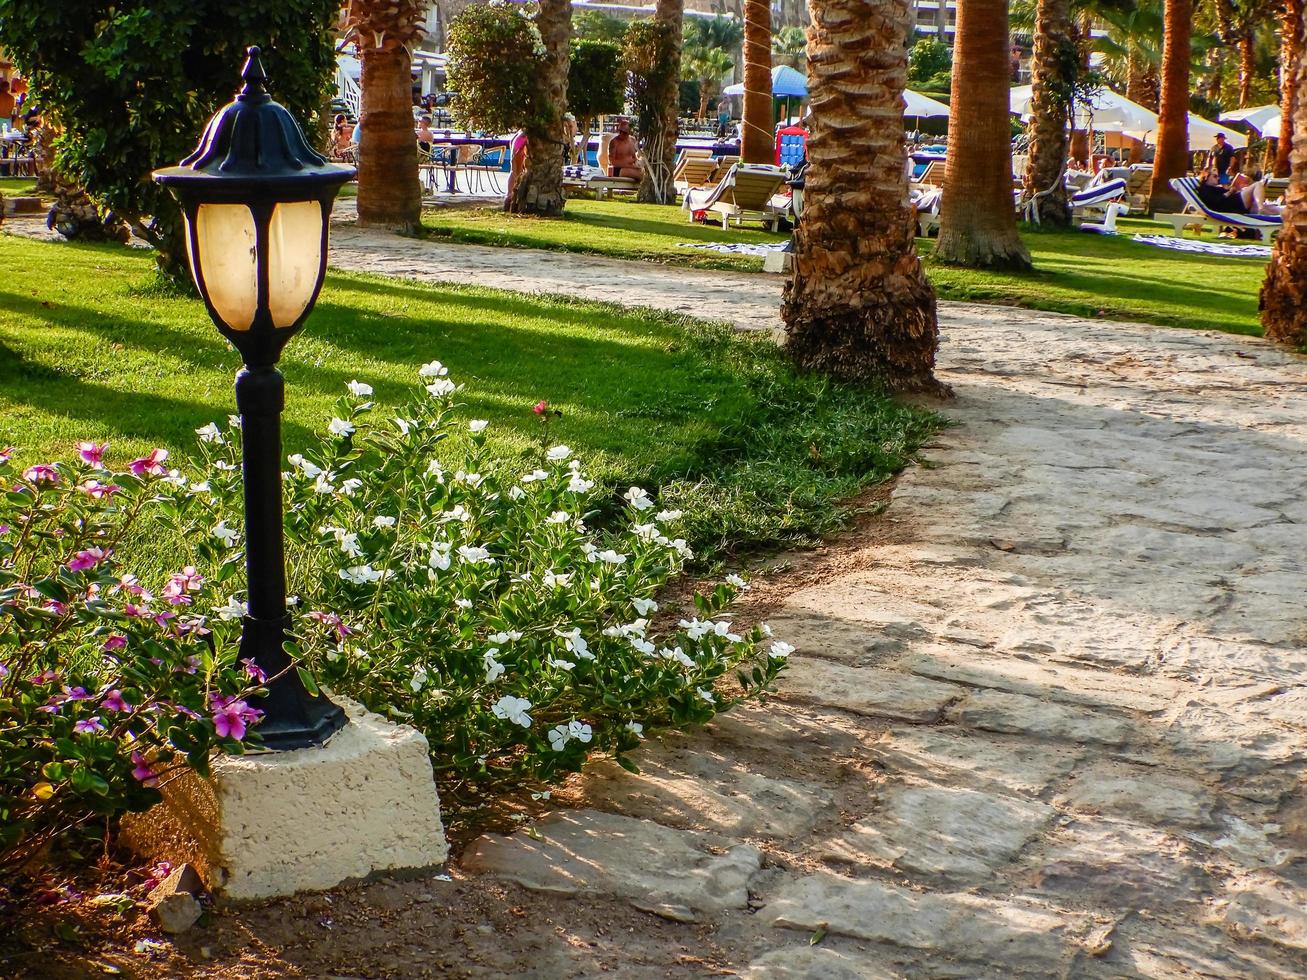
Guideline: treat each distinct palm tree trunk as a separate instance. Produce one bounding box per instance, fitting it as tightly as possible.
[783,0,944,394]
[637,0,682,203]
[510,0,570,215]
[1276,0,1304,178]
[1261,40,1307,345]
[1148,0,1192,214]
[1236,32,1255,108]
[1023,0,1072,226]
[1126,43,1157,110]
[358,45,422,232]
[935,0,1031,269]
[741,0,773,163]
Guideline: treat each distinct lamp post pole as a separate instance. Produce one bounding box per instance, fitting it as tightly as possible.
[154,46,354,750]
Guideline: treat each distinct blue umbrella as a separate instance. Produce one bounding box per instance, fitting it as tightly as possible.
[723,65,808,98]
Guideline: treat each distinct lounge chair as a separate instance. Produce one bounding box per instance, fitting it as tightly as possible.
[1069,178,1128,225]
[918,160,946,187]
[683,163,789,231]
[561,165,640,199]
[1160,176,1282,243]
[673,150,719,194]
[1125,164,1152,211]
[913,187,942,237]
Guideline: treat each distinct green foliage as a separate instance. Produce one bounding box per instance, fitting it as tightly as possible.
[0,446,256,874]
[683,15,743,54]
[573,9,629,43]
[0,0,340,278]
[908,37,952,86]
[568,39,624,121]
[771,25,807,69]
[447,2,549,135]
[173,375,790,796]
[623,18,679,147]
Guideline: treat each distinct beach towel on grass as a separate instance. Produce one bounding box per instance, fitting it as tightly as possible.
[1133,234,1272,259]
[676,242,791,256]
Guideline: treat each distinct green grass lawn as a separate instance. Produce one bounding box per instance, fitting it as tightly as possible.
[422,198,788,272]
[422,199,1267,336]
[0,176,39,197]
[0,234,937,560]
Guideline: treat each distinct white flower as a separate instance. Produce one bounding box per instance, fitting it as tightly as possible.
[625,721,644,738]
[661,645,695,668]
[162,469,188,487]
[335,478,361,497]
[328,417,355,437]
[770,640,796,659]
[457,544,494,565]
[483,650,505,683]
[680,618,711,640]
[558,628,593,660]
[549,657,576,671]
[426,460,445,481]
[443,505,471,523]
[761,623,774,637]
[455,470,483,488]
[469,419,489,433]
[191,480,212,494]
[213,460,236,471]
[507,485,526,501]
[567,472,595,493]
[655,509,683,522]
[548,724,571,751]
[428,542,452,571]
[339,564,383,585]
[632,597,658,616]
[313,472,336,494]
[214,596,247,621]
[488,630,523,644]
[372,515,397,529]
[630,637,655,656]
[410,667,429,692]
[195,422,224,444]
[455,598,474,610]
[668,538,694,559]
[492,695,532,728]
[546,511,571,525]
[395,417,413,436]
[418,359,448,378]
[711,620,742,642]
[287,454,322,478]
[287,595,299,606]
[346,379,373,397]
[624,486,654,511]
[426,379,456,398]
[726,573,748,590]
[568,720,593,743]
[337,532,363,559]
[596,549,627,565]
[521,469,549,483]
[227,414,242,428]
[632,523,659,541]
[212,521,239,547]
[546,445,572,462]
[697,687,716,704]
[542,570,572,588]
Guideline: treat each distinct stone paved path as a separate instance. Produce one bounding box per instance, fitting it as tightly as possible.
[329,231,1307,976]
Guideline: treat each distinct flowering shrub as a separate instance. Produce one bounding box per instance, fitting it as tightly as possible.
[0,446,258,873]
[168,363,789,795]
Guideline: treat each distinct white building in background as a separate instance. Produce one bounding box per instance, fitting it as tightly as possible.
[911,0,957,44]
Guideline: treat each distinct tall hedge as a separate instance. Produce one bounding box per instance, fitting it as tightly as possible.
[0,0,340,278]
[446,3,548,135]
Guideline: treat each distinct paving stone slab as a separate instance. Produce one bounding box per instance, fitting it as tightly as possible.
[578,751,833,840]
[948,689,1132,746]
[763,872,1085,972]
[1055,761,1215,828]
[820,784,1054,883]
[462,809,760,922]
[1221,875,1307,953]
[742,946,905,980]
[782,658,965,723]
[870,726,1082,797]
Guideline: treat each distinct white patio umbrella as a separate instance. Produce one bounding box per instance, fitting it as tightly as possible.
[1124,112,1248,150]
[1219,104,1281,136]
[1009,84,1157,133]
[903,89,950,118]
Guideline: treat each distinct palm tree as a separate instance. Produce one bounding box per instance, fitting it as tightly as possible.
[782,0,943,393]
[1260,40,1307,345]
[637,0,682,203]
[741,0,773,163]
[683,46,734,120]
[772,26,807,68]
[343,0,428,233]
[1022,0,1073,226]
[1275,0,1303,178]
[935,0,1031,269]
[1148,0,1191,214]
[509,0,571,215]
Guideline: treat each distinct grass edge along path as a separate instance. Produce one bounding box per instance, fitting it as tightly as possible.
[419,200,1265,337]
[0,233,941,564]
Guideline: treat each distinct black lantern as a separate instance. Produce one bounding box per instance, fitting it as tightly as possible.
[154,46,355,750]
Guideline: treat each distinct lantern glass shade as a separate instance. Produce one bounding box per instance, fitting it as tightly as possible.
[267,200,324,328]
[192,204,258,332]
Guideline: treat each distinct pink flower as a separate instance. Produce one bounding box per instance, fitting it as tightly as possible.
[115,574,144,596]
[241,658,268,684]
[23,464,59,484]
[43,600,68,616]
[102,634,127,652]
[67,547,108,573]
[131,750,158,787]
[128,448,169,478]
[61,686,92,702]
[0,447,13,465]
[74,716,105,735]
[28,669,60,685]
[152,610,177,629]
[79,480,121,499]
[532,400,549,415]
[307,610,352,641]
[102,689,131,713]
[211,697,262,741]
[162,567,204,606]
[122,602,148,618]
[77,441,108,466]
[0,663,8,679]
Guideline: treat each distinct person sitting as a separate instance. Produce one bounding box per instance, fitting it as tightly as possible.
[607,117,642,180]
[1229,170,1282,216]
[415,115,435,153]
[1194,168,1248,215]
[329,114,352,159]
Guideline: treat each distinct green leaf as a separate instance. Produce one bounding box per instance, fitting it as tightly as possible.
[297,666,321,697]
[809,924,828,946]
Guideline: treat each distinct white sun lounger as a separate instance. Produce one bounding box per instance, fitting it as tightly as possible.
[1159,176,1282,243]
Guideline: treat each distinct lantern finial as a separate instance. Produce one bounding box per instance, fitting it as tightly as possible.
[240,46,268,99]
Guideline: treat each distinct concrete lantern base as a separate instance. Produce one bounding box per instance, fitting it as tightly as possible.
[122,695,447,901]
